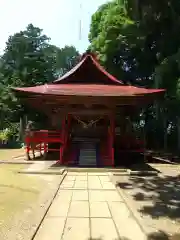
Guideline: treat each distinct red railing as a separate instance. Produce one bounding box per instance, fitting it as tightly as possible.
[25,130,64,160]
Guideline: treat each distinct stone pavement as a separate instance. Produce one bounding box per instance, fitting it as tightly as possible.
[34,172,146,240]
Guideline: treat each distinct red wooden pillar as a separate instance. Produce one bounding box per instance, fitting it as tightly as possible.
[67,113,71,128]
[59,115,66,164]
[110,114,115,166]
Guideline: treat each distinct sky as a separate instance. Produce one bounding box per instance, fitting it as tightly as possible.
[0,0,108,54]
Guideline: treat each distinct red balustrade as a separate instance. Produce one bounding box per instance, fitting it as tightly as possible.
[25,130,64,161]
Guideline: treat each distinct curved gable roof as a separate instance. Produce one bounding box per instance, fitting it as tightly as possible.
[53,52,123,85]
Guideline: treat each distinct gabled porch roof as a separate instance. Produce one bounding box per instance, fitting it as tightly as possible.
[53,52,123,85]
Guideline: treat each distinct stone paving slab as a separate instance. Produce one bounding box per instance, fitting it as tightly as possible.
[72,190,88,201]
[90,202,111,217]
[109,201,146,240]
[62,218,90,240]
[76,175,87,181]
[89,190,123,202]
[102,182,116,190]
[66,172,87,176]
[91,218,119,240]
[34,217,66,240]
[48,200,69,217]
[88,172,108,176]
[60,181,75,189]
[74,180,88,189]
[99,175,111,182]
[65,176,76,181]
[34,171,147,240]
[57,190,72,201]
[68,201,89,217]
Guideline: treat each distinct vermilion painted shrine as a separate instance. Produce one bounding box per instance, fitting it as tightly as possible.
[13,52,165,167]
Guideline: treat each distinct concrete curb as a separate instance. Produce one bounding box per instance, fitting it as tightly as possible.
[18,169,65,175]
[0,161,33,164]
[64,167,127,173]
[30,171,67,240]
[129,170,159,176]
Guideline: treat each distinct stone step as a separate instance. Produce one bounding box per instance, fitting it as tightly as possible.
[80,153,96,154]
[80,150,96,153]
[80,155,96,158]
[79,145,97,166]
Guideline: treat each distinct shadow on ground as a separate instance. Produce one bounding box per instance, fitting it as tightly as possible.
[88,232,180,239]
[116,172,180,221]
[128,162,160,172]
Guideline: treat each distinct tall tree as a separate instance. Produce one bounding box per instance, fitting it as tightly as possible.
[55,46,79,77]
[89,0,180,152]
[0,24,79,133]
[89,0,180,86]
[1,24,56,87]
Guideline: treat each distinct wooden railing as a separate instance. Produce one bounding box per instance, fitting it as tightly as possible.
[25,130,64,160]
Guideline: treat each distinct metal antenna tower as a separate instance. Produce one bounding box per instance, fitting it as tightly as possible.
[79,2,82,41]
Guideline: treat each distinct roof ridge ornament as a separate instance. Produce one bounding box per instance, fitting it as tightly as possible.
[80,50,99,61]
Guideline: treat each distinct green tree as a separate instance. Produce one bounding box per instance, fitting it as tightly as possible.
[89,0,180,86]
[1,24,56,87]
[0,24,79,139]
[89,0,180,152]
[55,45,79,77]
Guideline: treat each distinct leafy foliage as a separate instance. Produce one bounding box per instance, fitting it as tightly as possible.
[89,0,180,86]
[55,45,79,77]
[89,0,180,152]
[0,24,79,141]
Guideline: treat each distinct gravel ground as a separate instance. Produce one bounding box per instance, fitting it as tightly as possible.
[0,174,64,240]
[113,164,180,237]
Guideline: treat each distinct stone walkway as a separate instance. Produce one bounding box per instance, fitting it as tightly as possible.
[34,172,146,240]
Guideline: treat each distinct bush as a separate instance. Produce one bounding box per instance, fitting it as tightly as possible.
[0,123,19,142]
[0,129,10,141]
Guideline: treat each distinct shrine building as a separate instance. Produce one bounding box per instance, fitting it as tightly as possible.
[13,52,165,167]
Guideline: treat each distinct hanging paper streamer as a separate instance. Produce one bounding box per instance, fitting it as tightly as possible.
[73,116,102,129]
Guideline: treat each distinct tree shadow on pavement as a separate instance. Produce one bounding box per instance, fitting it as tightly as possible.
[88,232,180,239]
[116,173,180,221]
[147,231,180,240]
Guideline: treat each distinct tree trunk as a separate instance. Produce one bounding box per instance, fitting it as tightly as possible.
[177,116,180,152]
[143,108,148,153]
[18,115,27,143]
[18,117,23,142]
[127,0,141,20]
[163,111,167,151]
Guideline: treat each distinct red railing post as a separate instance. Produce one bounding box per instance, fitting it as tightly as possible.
[59,116,66,164]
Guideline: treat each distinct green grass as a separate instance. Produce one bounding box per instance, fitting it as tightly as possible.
[0,164,43,226]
